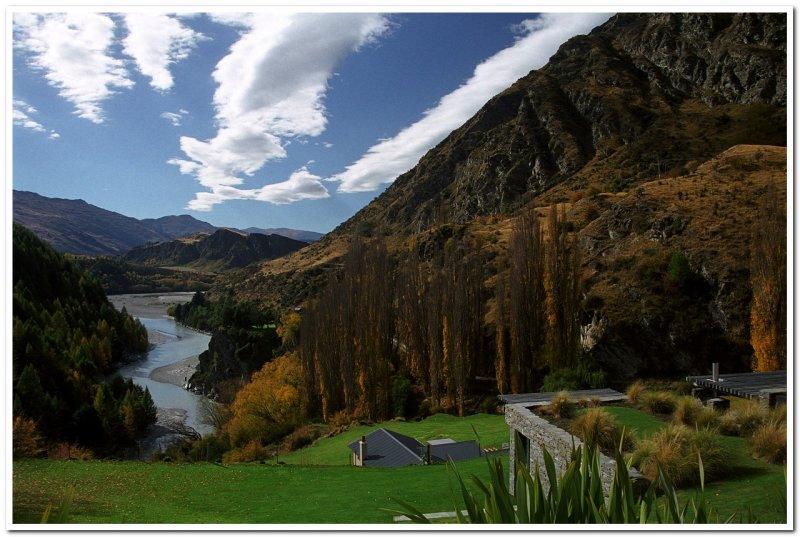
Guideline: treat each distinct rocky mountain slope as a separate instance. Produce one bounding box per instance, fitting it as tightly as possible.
[13,190,323,255]
[124,228,307,272]
[219,13,786,379]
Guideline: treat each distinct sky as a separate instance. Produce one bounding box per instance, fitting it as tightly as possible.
[12,12,610,233]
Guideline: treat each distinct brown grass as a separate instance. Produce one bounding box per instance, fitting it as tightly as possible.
[630,423,730,487]
[543,391,576,419]
[570,407,634,452]
[748,421,786,464]
[639,391,677,415]
[672,396,719,429]
[626,380,646,404]
[718,399,770,437]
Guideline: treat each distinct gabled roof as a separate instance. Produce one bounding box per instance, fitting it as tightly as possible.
[347,428,424,468]
[428,440,481,463]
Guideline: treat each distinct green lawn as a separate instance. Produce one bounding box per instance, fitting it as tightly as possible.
[604,405,786,523]
[280,413,507,466]
[13,456,498,524]
[13,408,786,524]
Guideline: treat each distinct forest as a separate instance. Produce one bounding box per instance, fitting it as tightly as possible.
[12,224,155,457]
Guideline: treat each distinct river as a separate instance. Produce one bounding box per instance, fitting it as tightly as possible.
[108,293,213,439]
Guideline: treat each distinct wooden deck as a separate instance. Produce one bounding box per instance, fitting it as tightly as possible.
[498,388,626,406]
[686,370,786,399]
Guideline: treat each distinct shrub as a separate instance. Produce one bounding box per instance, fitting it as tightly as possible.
[13,416,43,459]
[226,353,306,448]
[749,421,786,464]
[47,442,93,460]
[718,400,769,437]
[640,391,677,415]
[541,367,607,392]
[570,408,634,452]
[673,396,718,428]
[631,424,730,487]
[626,381,646,404]
[391,376,414,418]
[222,439,270,464]
[281,425,322,453]
[544,391,576,419]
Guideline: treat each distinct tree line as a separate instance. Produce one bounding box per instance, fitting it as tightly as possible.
[299,206,593,423]
[13,224,153,456]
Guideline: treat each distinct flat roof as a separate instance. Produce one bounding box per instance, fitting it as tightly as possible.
[686,370,786,399]
[498,388,626,405]
[427,438,455,445]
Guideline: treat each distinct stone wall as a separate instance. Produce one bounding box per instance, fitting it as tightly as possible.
[505,403,642,495]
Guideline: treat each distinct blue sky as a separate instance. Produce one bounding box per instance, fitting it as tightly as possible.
[13,12,609,232]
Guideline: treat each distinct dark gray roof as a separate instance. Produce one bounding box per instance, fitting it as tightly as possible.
[686,370,786,398]
[499,388,625,405]
[347,428,424,468]
[428,440,481,463]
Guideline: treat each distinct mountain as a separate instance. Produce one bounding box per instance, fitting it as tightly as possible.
[123,228,307,272]
[220,13,786,379]
[13,191,216,255]
[140,214,217,239]
[13,190,326,255]
[241,227,323,243]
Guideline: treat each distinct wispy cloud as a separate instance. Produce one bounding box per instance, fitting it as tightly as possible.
[330,13,611,193]
[160,109,189,126]
[171,13,389,211]
[13,99,59,139]
[122,13,206,91]
[13,13,133,123]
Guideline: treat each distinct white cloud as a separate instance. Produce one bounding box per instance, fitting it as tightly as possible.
[160,109,188,126]
[185,167,329,211]
[172,13,389,210]
[13,13,133,123]
[331,13,611,193]
[122,13,206,91]
[13,99,59,139]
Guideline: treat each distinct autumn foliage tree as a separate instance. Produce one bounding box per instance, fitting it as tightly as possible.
[226,352,307,449]
[750,187,787,371]
[545,205,582,371]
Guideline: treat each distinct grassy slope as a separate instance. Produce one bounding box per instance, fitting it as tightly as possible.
[604,406,786,523]
[13,409,785,523]
[13,457,498,524]
[281,413,507,466]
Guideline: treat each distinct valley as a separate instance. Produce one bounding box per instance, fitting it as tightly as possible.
[10,10,789,527]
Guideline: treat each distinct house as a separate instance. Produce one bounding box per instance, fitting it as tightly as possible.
[425,438,482,463]
[348,428,482,468]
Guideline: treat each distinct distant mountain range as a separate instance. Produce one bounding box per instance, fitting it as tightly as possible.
[124,228,307,272]
[12,190,322,255]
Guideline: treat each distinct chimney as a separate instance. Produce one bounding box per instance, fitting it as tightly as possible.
[712,362,719,382]
[426,443,432,465]
[358,435,367,466]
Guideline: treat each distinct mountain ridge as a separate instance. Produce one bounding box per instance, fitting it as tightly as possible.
[13,190,321,255]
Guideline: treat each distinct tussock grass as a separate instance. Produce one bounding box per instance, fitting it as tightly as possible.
[749,421,786,464]
[719,400,769,437]
[640,391,677,415]
[543,391,576,420]
[630,423,730,487]
[626,381,646,404]
[673,396,719,429]
[570,407,634,452]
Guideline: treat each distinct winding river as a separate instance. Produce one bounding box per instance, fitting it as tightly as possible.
[109,293,213,437]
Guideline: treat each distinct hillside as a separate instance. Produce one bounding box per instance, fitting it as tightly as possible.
[124,228,307,272]
[13,191,215,255]
[12,224,153,454]
[13,190,323,255]
[218,13,786,380]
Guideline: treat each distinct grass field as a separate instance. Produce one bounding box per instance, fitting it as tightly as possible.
[601,405,786,523]
[280,413,507,466]
[12,408,786,524]
[13,456,498,524]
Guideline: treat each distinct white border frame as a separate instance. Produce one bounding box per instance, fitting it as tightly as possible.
[3,1,794,532]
